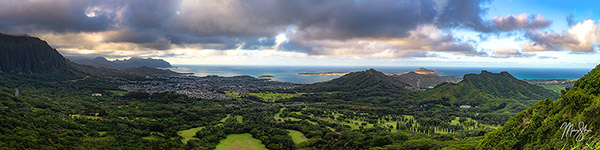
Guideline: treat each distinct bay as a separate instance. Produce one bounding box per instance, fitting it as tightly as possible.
[169,65,592,84]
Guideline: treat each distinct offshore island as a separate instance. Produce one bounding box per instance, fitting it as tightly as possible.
[298,67,440,76]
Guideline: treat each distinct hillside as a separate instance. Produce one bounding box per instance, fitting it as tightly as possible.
[0,33,80,77]
[479,65,600,149]
[293,69,410,92]
[390,72,449,88]
[424,71,558,104]
[71,63,182,80]
[69,57,172,69]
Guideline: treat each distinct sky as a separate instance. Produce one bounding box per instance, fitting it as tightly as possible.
[0,0,599,67]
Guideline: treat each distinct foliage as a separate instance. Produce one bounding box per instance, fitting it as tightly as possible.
[479,65,600,150]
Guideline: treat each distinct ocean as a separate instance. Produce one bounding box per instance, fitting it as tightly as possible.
[168,65,593,84]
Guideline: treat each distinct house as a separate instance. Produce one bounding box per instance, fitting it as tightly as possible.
[459,105,472,109]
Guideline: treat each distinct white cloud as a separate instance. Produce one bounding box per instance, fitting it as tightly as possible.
[522,19,599,52]
[492,48,535,58]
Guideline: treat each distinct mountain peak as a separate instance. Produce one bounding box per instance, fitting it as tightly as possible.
[414,67,439,74]
[444,70,558,100]
[294,69,409,92]
[0,33,80,76]
[92,57,109,62]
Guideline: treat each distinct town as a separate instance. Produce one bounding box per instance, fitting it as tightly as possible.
[119,75,301,99]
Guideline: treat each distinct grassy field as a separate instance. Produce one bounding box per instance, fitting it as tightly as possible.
[274,108,302,121]
[221,114,232,122]
[250,92,303,102]
[235,115,243,123]
[538,84,567,93]
[224,91,303,102]
[286,130,308,144]
[178,114,242,144]
[70,114,102,120]
[106,90,128,95]
[177,127,204,144]
[215,134,268,150]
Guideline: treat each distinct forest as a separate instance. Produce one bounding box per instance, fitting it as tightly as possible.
[0,66,570,149]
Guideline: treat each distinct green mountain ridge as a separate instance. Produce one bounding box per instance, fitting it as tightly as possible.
[424,70,558,105]
[479,65,600,149]
[0,33,81,77]
[293,69,410,92]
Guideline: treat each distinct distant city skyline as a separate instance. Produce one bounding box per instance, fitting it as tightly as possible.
[0,0,598,67]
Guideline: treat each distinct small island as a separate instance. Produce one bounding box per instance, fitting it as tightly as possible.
[413,67,440,74]
[258,75,275,78]
[299,67,440,76]
[298,72,349,76]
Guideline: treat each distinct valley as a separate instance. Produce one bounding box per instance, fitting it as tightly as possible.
[0,33,595,150]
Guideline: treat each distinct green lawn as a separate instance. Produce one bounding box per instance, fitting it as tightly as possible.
[236,115,243,123]
[70,114,102,120]
[215,133,268,150]
[286,130,308,144]
[224,91,303,102]
[142,136,159,141]
[221,114,243,123]
[250,92,303,102]
[538,84,567,93]
[221,114,232,122]
[177,127,204,144]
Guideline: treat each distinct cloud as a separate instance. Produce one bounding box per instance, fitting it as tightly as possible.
[492,14,551,31]
[492,48,535,58]
[2,0,562,60]
[566,13,575,27]
[522,19,599,52]
[537,56,558,59]
[287,24,487,57]
[0,0,115,33]
[372,50,437,58]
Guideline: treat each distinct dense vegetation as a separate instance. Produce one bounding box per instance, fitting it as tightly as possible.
[0,33,572,149]
[0,73,486,149]
[479,64,600,150]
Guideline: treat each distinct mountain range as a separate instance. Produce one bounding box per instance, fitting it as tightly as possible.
[69,56,172,69]
[0,33,180,79]
[426,71,559,102]
[0,32,593,149]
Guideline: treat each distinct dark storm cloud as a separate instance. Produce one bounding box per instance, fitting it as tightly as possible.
[0,0,544,57]
[0,0,113,33]
[436,0,491,32]
[290,0,439,39]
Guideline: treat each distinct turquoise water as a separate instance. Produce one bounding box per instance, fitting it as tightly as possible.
[169,65,593,84]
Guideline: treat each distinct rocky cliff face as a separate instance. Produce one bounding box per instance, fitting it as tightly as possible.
[0,33,79,75]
